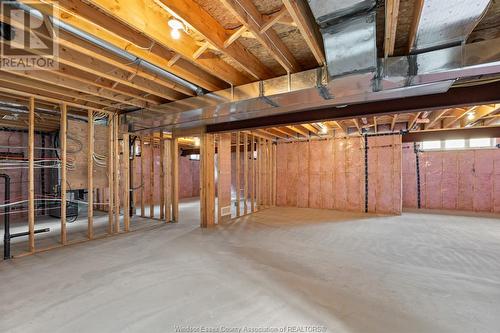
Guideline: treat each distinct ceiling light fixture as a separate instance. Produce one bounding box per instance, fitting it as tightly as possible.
[168,18,184,40]
[467,111,475,120]
[193,137,200,147]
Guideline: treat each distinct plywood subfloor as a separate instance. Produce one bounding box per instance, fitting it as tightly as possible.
[1,204,500,333]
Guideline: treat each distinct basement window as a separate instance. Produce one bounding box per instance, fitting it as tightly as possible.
[444,139,465,149]
[469,138,493,148]
[422,140,441,150]
[189,154,200,161]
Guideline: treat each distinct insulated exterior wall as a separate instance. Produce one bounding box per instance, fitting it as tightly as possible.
[367,135,402,214]
[276,136,402,214]
[402,144,500,213]
[133,149,199,204]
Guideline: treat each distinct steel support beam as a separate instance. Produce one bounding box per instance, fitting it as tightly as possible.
[206,81,500,133]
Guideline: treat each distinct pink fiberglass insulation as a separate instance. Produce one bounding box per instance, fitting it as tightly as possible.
[179,155,194,199]
[134,149,199,203]
[309,140,321,208]
[403,145,500,213]
[345,137,364,212]
[402,143,417,208]
[320,139,334,209]
[276,142,287,206]
[367,135,402,214]
[276,136,401,214]
[297,141,310,208]
[333,138,348,210]
[286,141,299,207]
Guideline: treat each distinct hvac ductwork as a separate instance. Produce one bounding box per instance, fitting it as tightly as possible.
[122,37,500,133]
[409,0,492,53]
[122,0,499,133]
[308,0,377,77]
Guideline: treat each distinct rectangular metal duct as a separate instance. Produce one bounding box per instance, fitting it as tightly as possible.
[308,0,377,77]
[322,12,377,77]
[410,0,492,53]
[308,0,376,27]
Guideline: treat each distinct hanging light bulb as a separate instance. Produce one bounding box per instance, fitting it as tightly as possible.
[168,18,184,40]
[171,28,181,40]
[467,111,475,121]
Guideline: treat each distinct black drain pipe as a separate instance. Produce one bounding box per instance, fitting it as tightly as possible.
[2,174,50,260]
[1,174,11,259]
[413,142,422,209]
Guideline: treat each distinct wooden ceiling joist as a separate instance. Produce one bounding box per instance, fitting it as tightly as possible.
[301,123,319,135]
[52,23,196,96]
[334,121,349,134]
[0,80,108,111]
[21,0,227,91]
[286,125,308,137]
[156,0,273,80]
[0,72,119,110]
[0,69,149,109]
[408,112,421,130]
[425,109,449,129]
[353,119,362,135]
[282,0,325,65]
[462,104,500,127]
[219,0,302,73]
[443,107,475,128]
[407,0,424,53]
[384,0,400,57]
[81,0,251,85]
[390,114,398,131]
[0,85,108,113]
[272,127,296,137]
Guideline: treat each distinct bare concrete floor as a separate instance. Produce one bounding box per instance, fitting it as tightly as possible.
[1,203,500,333]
